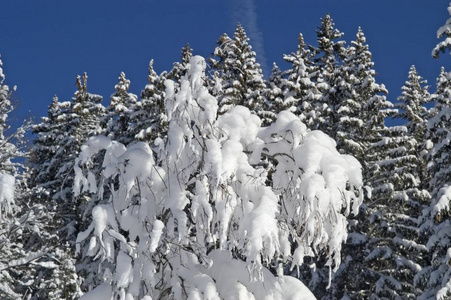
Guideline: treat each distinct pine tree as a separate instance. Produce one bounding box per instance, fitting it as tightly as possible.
[358,66,431,298]
[417,68,451,300]
[432,2,451,59]
[261,63,284,125]
[415,6,451,296]
[127,59,167,145]
[26,74,109,299]
[30,96,71,191]
[210,24,266,115]
[336,27,391,163]
[395,65,431,193]
[73,73,105,141]
[102,72,137,145]
[282,33,320,129]
[312,14,347,134]
[0,56,80,299]
[167,43,193,82]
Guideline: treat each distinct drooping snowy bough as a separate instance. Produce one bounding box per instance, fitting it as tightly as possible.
[74,56,363,299]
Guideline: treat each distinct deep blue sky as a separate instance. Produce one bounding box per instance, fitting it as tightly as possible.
[1,0,450,129]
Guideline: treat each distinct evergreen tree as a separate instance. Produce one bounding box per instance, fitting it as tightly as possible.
[261,63,284,125]
[282,33,320,129]
[28,96,80,297]
[73,73,105,142]
[432,2,451,59]
[210,24,266,115]
[0,56,80,299]
[25,73,108,299]
[335,28,370,158]
[30,96,71,191]
[127,59,167,145]
[417,68,451,300]
[305,27,395,299]
[102,72,137,145]
[167,43,193,82]
[415,6,451,295]
[312,14,347,134]
[359,66,432,297]
[396,65,431,192]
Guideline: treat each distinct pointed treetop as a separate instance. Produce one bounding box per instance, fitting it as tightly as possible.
[52,95,59,105]
[316,14,344,41]
[234,23,250,46]
[147,59,158,83]
[114,72,130,96]
[355,26,366,43]
[397,65,430,124]
[298,33,306,51]
[181,44,193,65]
[0,55,4,83]
[407,65,420,82]
[75,72,88,96]
[432,2,451,58]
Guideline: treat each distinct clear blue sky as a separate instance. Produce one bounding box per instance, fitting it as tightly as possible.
[1,0,450,129]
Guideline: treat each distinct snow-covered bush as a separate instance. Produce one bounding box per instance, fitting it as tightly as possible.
[74,56,363,299]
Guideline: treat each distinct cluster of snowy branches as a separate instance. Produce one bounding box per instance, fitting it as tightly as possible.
[2,3,451,299]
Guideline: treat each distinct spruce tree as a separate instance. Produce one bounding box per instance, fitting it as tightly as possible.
[282,33,320,129]
[432,2,451,59]
[261,63,284,125]
[209,24,266,115]
[0,56,80,299]
[312,14,347,134]
[356,68,430,298]
[102,72,137,145]
[417,68,451,299]
[127,59,167,145]
[325,28,396,299]
[395,65,431,193]
[167,43,193,82]
[415,4,451,296]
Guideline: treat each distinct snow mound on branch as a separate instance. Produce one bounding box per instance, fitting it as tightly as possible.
[0,173,14,220]
[199,250,316,300]
[74,55,361,299]
[79,283,112,300]
[259,110,363,275]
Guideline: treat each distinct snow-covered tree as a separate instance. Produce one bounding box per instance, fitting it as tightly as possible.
[128,60,167,144]
[25,73,108,299]
[282,33,320,129]
[73,73,105,142]
[334,27,389,161]
[74,55,363,299]
[0,56,79,299]
[260,63,284,125]
[395,65,431,192]
[167,44,193,83]
[417,68,451,300]
[432,2,451,59]
[210,24,266,115]
[311,14,347,134]
[102,72,137,145]
[359,123,429,299]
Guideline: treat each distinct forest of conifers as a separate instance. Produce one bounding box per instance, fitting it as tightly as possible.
[1,6,451,300]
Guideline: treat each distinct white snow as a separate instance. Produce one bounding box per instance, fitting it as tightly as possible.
[73,55,362,299]
[0,173,14,220]
[80,283,113,300]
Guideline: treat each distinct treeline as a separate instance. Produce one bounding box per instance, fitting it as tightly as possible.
[0,8,450,300]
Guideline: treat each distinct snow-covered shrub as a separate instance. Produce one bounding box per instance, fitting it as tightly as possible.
[74,55,362,299]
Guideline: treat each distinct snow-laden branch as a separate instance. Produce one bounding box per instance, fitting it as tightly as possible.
[74,55,362,299]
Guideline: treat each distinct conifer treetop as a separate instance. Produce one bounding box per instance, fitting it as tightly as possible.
[433,2,451,58]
